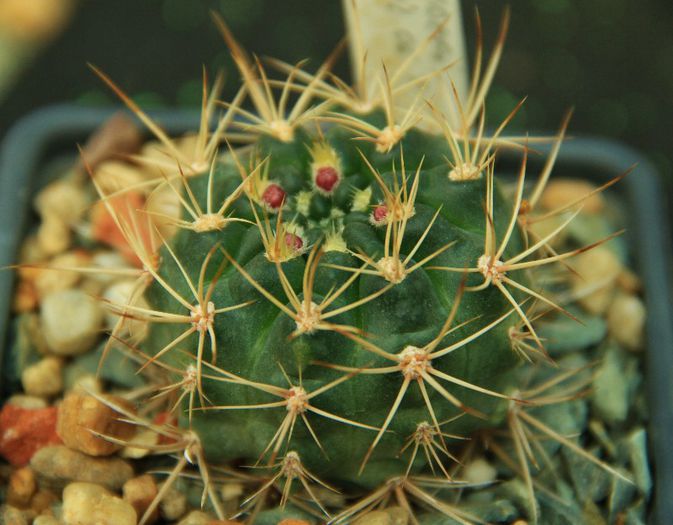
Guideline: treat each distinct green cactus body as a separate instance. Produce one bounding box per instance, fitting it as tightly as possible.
[143,111,526,489]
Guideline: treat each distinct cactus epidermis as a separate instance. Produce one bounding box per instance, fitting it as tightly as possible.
[139,116,527,489]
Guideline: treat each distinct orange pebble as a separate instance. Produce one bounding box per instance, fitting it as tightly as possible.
[12,280,39,313]
[0,405,61,466]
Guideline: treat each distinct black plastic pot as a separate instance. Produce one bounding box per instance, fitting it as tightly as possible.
[1,105,671,523]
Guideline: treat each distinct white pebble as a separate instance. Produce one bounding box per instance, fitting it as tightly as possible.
[21,357,62,397]
[608,293,646,351]
[33,516,60,525]
[34,252,87,298]
[62,482,137,525]
[35,179,88,224]
[462,457,497,484]
[571,247,622,315]
[37,215,71,257]
[6,394,48,409]
[70,373,103,395]
[90,251,134,286]
[102,280,149,341]
[93,161,146,194]
[145,183,181,239]
[177,510,213,525]
[540,179,604,214]
[159,485,186,521]
[41,289,103,355]
[120,429,158,459]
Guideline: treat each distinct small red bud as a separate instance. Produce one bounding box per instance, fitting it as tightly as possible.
[371,204,388,224]
[285,233,303,251]
[315,166,340,193]
[262,184,286,209]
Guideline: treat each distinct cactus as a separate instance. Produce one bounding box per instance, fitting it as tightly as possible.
[81,10,630,525]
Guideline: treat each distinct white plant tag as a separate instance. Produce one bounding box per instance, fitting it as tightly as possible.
[341,0,468,129]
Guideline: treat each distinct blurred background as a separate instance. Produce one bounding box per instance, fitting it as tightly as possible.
[0,0,670,187]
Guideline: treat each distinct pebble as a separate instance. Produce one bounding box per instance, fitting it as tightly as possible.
[6,316,39,389]
[158,485,187,521]
[17,235,47,277]
[607,293,646,351]
[62,482,137,525]
[139,141,173,172]
[33,516,60,525]
[21,357,63,398]
[18,313,49,356]
[463,457,498,485]
[79,277,106,297]
[69,373,103,395]
[6,395,47,410]
[102,279,149,340]
[592,348,630,425]
[384,507,409,525]
[0,405,60,466]
[563,446,610,503]
[626,429,652,497]
[30,445,134,491]
[0,505,28,525]
[6,467,36,507]
[123,474,158,524]
[540,179,605,214]
[120,428,159,459]
[537,308,607,355]
[93,161,147,194]
[34,251,89,298]
[354,510,392,525]
[145,182,181,238]
[606,467,636,520]
[35,179,89,225]
[220,482,244,501]
[526,214,568,250]
[37,215,71,257]
[41,289,103,356]
[572,247,622,315]
[64,343,142,392]
[177,510,214,525]
[29,488,58,515]
[12,280,39,314]
[57,393,136,456]
[90,251,135,286]
[220,482,244,517]
[617,267,642,294]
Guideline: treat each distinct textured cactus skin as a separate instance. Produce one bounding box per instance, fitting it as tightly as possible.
[143,110,525,489]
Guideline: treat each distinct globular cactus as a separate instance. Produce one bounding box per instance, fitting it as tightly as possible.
[140,119,526,488]
[90,11,624,524]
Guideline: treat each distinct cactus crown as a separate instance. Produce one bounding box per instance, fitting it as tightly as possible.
[87,10,626,524]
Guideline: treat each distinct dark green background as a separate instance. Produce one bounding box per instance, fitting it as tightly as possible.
[1,0,671,188]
